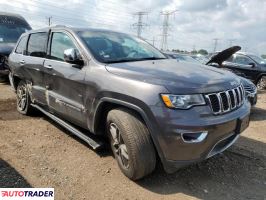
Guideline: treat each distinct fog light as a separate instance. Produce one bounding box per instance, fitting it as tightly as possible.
[181,131,208,143]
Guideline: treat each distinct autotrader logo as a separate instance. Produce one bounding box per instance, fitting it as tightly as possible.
[0,188,54,199]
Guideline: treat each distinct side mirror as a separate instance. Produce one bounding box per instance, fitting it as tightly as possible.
[63,48,84,67]
[249,62,256,68]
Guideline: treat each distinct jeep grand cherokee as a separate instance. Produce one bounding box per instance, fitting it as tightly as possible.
[8,26,250,180]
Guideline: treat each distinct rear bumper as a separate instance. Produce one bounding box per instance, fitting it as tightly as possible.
[149,100,250,173]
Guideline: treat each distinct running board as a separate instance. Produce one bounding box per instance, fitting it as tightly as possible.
[31,104,103,150]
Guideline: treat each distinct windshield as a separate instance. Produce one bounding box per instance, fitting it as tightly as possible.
[0,16,31,43]
[78,31,166,63]
[169,54,200,64]
[249,54,265,64]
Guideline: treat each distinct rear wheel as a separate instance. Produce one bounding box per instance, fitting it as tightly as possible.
[257,76,266,90]
[16,80,34,115]
[106,108,156,180]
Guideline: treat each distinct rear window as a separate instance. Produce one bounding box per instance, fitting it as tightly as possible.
[0,15,31,43]
[15,36,27,54]
[27,32,47,58]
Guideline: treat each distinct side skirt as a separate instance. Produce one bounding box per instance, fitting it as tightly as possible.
[31,104,103,150]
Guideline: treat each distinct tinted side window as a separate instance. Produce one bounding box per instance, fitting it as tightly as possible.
[15,36,27,54]
[233,55,252,65]
[27,32,47,57]
[50,32,77,61]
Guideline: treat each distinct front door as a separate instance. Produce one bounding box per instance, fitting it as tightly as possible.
[43,31,87,126]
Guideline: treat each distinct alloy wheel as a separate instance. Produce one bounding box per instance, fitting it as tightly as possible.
[257,76,266,90]
[109,122,129,169]
[17,84,27,111]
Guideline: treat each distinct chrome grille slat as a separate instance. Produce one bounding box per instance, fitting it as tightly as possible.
[206,85,244,115]
[225,91,232,109]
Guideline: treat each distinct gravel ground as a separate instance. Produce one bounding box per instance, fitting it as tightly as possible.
[0,83,266,200]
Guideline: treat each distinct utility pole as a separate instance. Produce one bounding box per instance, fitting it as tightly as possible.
[160,10,177,51]
[228,39,235,47]
[213,38,219,53]
[132,12,148,38]
[46,16,52,26]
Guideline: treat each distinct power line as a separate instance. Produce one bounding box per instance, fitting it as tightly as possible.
[160,10,178,51]
[132,11,148,38]
[8,0,134,26]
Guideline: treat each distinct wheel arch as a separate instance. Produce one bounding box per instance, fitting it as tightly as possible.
[10,74,22,90]
[92,97,167,164]
[255,73,266,85]
[93,98,151,136]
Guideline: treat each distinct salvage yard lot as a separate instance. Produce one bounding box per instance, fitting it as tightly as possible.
[0,83,266,200]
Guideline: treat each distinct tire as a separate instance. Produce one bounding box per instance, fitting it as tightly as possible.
[256,76,266,91]
[106,108,156,180]
[16,80,34,115]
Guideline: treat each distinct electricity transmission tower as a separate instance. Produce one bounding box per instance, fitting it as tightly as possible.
[213,38,219,53]
[160,10,177,51]
[132,12,148,38]
[46,16,52,26]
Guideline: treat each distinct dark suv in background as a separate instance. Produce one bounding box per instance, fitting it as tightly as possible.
[208,46,266,90]
[8,26,250,180]
[0,12,31,81]
[224,52,266,90]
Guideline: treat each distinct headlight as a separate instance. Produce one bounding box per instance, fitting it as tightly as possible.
[161,94,205,109]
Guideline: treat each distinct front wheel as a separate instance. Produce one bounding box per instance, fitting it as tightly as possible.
[16,80,34,115]
[257,76,266,91]
[106,108,156,180]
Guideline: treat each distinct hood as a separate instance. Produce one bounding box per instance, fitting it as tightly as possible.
[206,46,241,66]
[0,43,16,56]
[105,59,241,94]
[239,76,255,87]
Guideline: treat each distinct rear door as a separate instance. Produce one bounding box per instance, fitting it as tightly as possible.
[43,30,87,126]
[24,32,49,105]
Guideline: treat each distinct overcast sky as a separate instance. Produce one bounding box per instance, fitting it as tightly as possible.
[1,0,266,54]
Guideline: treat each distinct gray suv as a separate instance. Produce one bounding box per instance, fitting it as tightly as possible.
[8,26,250,180]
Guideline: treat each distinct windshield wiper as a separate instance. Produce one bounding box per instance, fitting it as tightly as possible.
[105,57,166,64]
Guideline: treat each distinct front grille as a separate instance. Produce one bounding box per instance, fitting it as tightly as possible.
[206,85,244,115]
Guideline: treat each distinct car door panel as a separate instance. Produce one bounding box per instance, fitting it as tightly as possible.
[43,31,87,126]
[24,32,49,105]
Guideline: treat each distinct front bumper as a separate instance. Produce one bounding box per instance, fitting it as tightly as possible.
[247,92,257,106]
[149,100,250,173]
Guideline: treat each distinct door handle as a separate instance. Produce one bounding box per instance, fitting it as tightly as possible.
[19,60,25,65]
[44,65,53,69]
